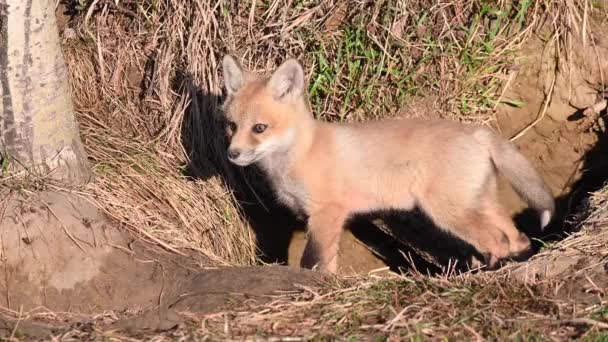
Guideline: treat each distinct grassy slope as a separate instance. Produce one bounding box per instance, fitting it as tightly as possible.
[61,0,552,267]
[34,0,607,339]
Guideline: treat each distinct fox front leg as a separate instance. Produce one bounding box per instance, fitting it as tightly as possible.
[300,206,348,274]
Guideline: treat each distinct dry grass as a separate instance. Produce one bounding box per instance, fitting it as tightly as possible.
[3,188,607,340]
[3,266,606,340]
[5,191,608,341]
[160,275,606,340]
[61,0,259,265]
[144,183,608,342]
[200,0,549,124]
[500,183,608,283]
[1,187,607,339]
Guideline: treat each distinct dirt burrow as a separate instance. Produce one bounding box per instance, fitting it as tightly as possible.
[497,29,608,217]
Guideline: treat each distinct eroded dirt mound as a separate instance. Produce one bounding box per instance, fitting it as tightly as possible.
[0,190,326,338]
[111,265,328,333]
[0,190,160,312]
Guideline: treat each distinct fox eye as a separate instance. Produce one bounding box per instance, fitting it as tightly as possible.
[226,121,237,133]
[252,124,268,134]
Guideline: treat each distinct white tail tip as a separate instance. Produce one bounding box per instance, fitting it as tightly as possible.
[540,210,552,230]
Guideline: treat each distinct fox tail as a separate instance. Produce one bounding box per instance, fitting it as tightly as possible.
[488,133,555,230]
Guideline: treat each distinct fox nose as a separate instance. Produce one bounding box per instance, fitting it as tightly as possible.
[227,148,241,160]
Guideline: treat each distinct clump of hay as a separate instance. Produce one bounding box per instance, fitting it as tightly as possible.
[62,1,258,265]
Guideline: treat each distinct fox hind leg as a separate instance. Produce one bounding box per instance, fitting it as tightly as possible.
[417,199,511,269]
[479,176,533,260]
[483,201,533,261]
[449,211,511,269]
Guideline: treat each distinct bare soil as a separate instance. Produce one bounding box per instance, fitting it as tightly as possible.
[0,190,325,337]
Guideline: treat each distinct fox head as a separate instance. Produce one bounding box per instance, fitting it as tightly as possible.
[221,55,311,167]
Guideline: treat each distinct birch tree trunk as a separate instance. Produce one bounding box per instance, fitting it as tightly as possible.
[0,0,90,184]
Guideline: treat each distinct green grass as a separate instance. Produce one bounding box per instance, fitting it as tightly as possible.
[308,25,399,120]
[261,0,542,124]
[592,306,608,321]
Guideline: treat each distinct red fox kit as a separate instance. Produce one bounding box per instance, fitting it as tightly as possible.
[221,55,554,273]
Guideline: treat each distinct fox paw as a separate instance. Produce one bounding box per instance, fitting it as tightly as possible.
[507,233,534,261]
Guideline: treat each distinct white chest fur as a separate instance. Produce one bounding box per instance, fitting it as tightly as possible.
[271,173,307,214]
[259,155,308,215]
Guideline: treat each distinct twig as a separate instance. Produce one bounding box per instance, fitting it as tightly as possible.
[493,70,517,111]
[462,322,484,342]
[96,28,106,84]
[9,306,24,341]
[582,0,588,48]
[247,0,256,42]
[41,201,87,254]
[84,0,102,27]
[555,317,608,329]
[104,242,135,255]
[382,305,419,331]
[125,225,187,256]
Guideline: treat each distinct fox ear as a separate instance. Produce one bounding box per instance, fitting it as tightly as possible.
[222,55,243,95]
[268,59,304,101]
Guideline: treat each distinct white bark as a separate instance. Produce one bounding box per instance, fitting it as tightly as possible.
[0,0,90,184]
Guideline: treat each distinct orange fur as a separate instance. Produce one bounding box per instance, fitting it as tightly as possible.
[221,56,555,273]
